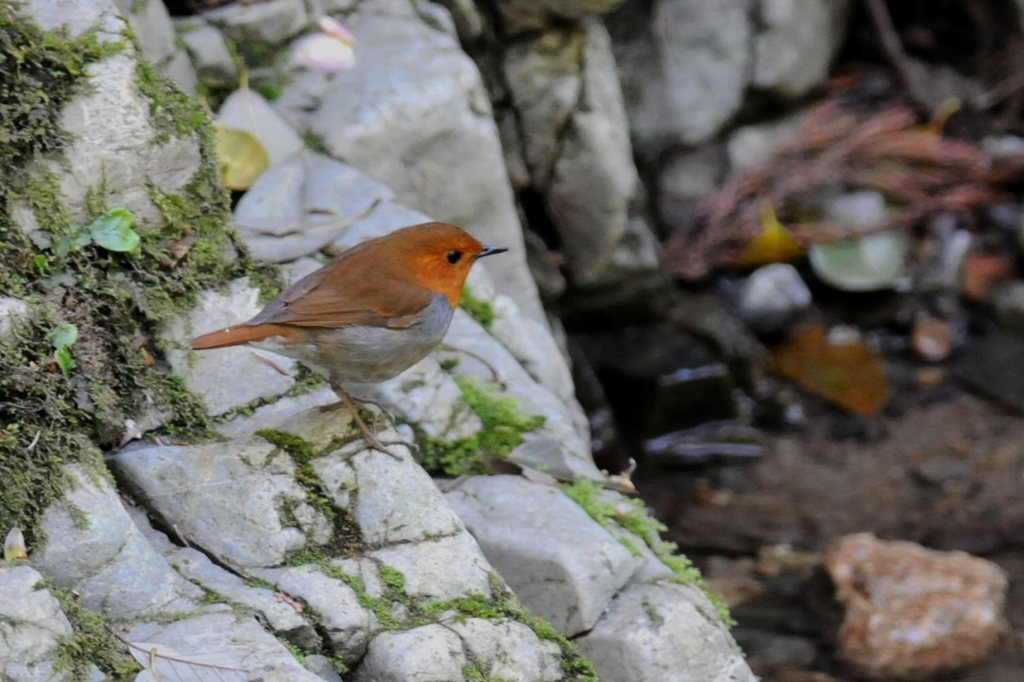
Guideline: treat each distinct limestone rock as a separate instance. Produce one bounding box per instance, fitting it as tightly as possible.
[0,565,74,682]
[114,0,175,67]
[201,0,309,45]
[752,0,850,97]
[8,6,200,234]
[352,624,466,682]
[577,582,755,682]
[111,436,317,569]
[726,112,805,170]
[609,0,753,150]
[826,533,1008,679]
[167,546,318,648]
[253,563,376,663]
[126,611,324,681]
[737,264,812,333]
[160,278,297,416]
[32,464,203,622]
[231,152,396,263]
[495,0,626,34]
[177,20,239,84]
[447,618,562,681]
[504,19,659,288]
[0,297,31,340]
[277,3,544,321]
[443,311,599,481]
[446,475,641,635]
[368,532,493,601]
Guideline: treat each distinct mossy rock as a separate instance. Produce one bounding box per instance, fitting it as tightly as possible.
[0,5,276,542]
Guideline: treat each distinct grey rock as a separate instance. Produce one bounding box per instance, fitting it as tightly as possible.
[368,532,493,600]
[216,386,338,439]
[178,21,239,83]
[737,264,812,333]
[822,190,887,227]
[127,612,323,681]
[0,565,73,682]
[360,358,483,441]
[160,278,297,416]
[18,0,123,38]
[340,436,464,546]
[167,546,319,647]
[443,310,601,482]
[352,624,467,682]
[726,112,805,170]
[303,654,345,682]
[111,437,311,568]
[10,45,200,233]
[232,152,395,263]
[505,19,658,288]
[447,618,562,681]
[995,281,1024,330]
[465,266,578,411]
[115,0,176,66]
[982,134,1024,158]
[610,0,752,150]
[0,297,31,340]
[253,564,376,663]
[201,0,309,44]
[435,0,485,42]
[33,464,203,622]
[496,0,625,34]
[577,582,755,682]
[217,89,305,167]
[446,476,641,635]
[280,4,545,321]
[752,0,850,97]
[163,48,199,95]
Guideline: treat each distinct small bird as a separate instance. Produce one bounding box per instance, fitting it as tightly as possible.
[191,222,507,450]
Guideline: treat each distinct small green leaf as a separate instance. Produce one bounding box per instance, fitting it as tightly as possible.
[34,254,48,271]
[54,346,75,376]
[88,208,140,253]
[49,323,78,350]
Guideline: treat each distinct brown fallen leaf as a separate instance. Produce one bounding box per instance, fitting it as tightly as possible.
[772,325,887,415]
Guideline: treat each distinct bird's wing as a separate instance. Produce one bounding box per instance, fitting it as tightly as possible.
[248,248,435,329]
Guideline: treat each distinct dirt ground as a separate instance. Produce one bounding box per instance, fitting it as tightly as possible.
[638,388,1024,680]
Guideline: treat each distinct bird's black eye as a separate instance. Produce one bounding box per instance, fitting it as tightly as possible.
[447,250,463,264]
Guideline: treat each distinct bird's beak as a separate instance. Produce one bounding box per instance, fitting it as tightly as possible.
[475,245,508,259]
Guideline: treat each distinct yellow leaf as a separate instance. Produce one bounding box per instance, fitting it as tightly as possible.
[215,124,270,191]
[738,205,804,267]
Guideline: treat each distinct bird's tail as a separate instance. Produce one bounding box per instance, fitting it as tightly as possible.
[191,323,295,350]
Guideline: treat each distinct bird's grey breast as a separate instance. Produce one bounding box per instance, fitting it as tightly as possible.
[309,293,454,384]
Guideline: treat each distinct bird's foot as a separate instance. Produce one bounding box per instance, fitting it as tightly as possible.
[329,389,403,460]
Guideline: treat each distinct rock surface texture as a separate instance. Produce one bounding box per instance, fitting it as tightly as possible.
[2,0,751,680]
[826,533,1008,680]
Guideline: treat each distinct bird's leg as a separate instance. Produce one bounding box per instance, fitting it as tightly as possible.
[327,387,403,460]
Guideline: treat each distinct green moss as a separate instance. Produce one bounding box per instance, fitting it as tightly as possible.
[560,479,735,627]
[0,14,274,541]
[0,7,124,176]
[258,428,363,553]
[426,575,597,681]
[459,287,497,330]
[135,58,206,140]
[416,378,545,477]
[49,583,140,680]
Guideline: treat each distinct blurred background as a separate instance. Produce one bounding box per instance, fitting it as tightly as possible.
[148,0,1024,679]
